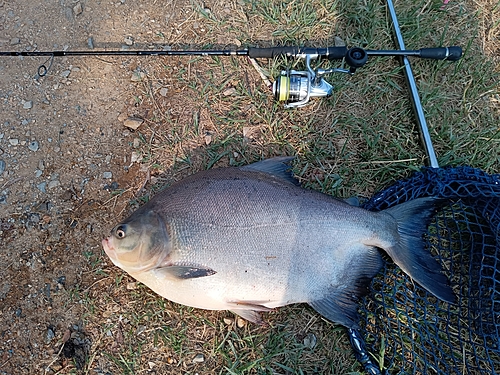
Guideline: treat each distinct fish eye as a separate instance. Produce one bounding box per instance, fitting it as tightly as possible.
[115,225,127,239]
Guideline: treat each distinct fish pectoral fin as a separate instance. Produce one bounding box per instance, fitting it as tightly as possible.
[228,301,274,324]
[153,265,216,280]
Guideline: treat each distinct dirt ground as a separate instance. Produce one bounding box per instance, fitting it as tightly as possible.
[0,1,214,373]
[0,0,498,374]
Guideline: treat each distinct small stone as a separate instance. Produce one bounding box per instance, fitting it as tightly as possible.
[35,169,43,178]
[223,317,234,325]
[131,71,146,82]
[103,171,113,179]
[204,133,212,145]
[0,160,5,174]
[47,180,60,190]
[124,36,134,46]
[133,138,140,148]
[37,182,47,193]
[123,117,143,130]
[9,138,19,146]
[334,36,346,47]
[159,87,168,97]
[303,333,317,349]
[192,353,204,363]
[57,276,66,286]
[60,70,71,78]
[117,112,128,122]
[130,151,140,163]
[126,282,137,290]
[23,100,33,109]
[28,140,39,151]
[87,37,95,49]
[46,327,55,344]
[10,37,20,45]
[73,2,83,16]
[236,317,246,328]
[223,87,237,96]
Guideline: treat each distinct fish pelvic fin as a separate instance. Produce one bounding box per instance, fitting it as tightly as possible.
[382,197,455,304]
[228,301,274,324]
[309,246,383,329]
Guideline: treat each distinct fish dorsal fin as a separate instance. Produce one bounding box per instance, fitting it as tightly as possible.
[240,157,299,186]
[309,246,383,329]
[153,265,216,280]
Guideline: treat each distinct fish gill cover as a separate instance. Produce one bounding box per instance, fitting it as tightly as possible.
[350,166,500,375]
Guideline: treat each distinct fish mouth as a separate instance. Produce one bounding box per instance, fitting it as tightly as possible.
[102,237,117,261]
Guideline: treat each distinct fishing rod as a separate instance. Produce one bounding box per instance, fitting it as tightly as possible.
[1,45,462,108]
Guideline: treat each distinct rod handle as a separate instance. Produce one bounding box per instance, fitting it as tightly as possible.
[247,46,347,59]
[419,46,462,61]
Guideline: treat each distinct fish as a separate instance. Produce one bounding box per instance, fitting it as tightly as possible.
[102,157,454,328]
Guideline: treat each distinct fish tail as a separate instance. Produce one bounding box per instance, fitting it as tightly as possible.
[382,197,455,303]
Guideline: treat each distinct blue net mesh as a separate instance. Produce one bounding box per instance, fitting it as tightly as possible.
[349,166,500,375]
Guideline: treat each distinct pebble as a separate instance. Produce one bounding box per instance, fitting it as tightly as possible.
[123,117,143,130]
[124,36,134,46]
[23,100,33,109]
[60,70,71,78]
[28,140,39,151]
[303,333,317,349]
[73,2,83,16]
[9,138,19,146]
[47,180,60,190]
[102,171,112,179]
[35,170,43,178]
[10,37,20,45]
[236,317,246,328]
[36,182,47,193]
[130,71,146,82]
[159,87,168,97]
[87,37,95,49]
[0,160,5,174]
[192,354,204,363]
[223,87,237,96]
[46,327,55,344]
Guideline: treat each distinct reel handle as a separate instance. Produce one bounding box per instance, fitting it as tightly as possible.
[419,46,462,61]
[247,46,347,60]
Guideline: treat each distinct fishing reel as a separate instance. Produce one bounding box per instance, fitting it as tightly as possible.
[273,47,368,108]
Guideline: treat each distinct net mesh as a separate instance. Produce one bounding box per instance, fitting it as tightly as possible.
[350,166,500,375]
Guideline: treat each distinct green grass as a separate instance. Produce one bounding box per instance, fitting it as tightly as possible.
[84,0,500,373]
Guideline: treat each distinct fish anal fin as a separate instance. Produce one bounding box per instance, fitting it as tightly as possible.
[310,246,383,329]
[153,265,216,280]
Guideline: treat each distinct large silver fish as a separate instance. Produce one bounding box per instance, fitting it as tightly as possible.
[102,157,454,328]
